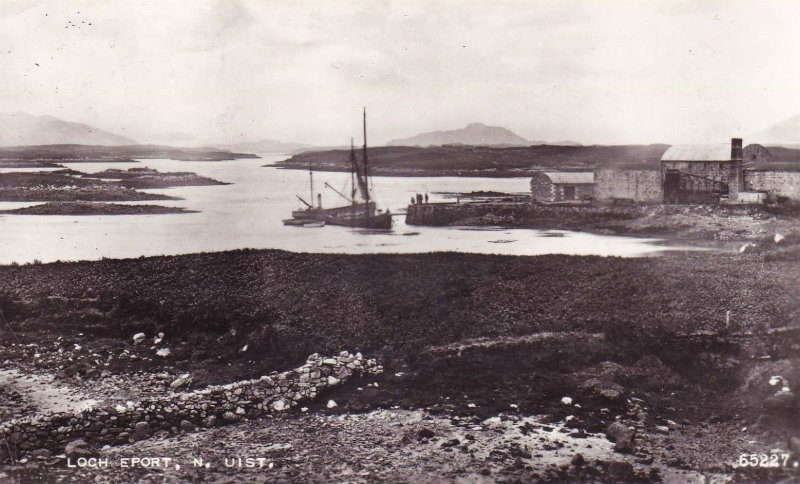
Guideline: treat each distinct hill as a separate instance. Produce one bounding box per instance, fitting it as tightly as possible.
[0,112,135,146]
[753,114,800,145]
[215,139,315,154]
[387,122,531,147]
[273,144,670,177]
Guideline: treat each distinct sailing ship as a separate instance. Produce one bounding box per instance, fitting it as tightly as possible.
[283,109,392,229]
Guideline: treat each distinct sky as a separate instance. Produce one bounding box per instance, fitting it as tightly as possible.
[1,0,799,146]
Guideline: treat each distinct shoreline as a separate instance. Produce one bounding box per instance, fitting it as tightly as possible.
[0,201,195,215]
[269,163,536,178]
[405,201,800,244]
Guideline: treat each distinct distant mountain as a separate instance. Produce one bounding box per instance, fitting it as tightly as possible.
[216,139,315,154]
[753,114,800,145]
[388,122,531,147]
[0,112,136,146]
[145,131,198,146]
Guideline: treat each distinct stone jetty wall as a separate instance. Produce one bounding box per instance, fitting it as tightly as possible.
[404,202,642,227]
[0,351,381,462]
[405,202,517,225]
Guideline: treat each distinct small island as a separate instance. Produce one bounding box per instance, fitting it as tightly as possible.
[0,202,195,215]
[91,167,229,189]
[0,167,227,214]
[0,170,175,202]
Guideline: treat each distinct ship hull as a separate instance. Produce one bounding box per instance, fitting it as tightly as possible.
[292,202,374,220]
[323,210,392,229]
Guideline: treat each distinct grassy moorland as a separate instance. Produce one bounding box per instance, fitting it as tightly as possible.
[273,144,672,176]
[0,249,796,370]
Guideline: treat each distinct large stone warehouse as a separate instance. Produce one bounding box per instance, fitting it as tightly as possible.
[534,138,800,204]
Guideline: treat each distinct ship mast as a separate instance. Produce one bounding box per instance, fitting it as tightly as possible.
[308,162,314,209]
[350,137,356,204]
[362,107,370,216]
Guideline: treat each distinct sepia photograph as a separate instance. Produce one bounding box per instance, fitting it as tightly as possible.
[1,0,800,482]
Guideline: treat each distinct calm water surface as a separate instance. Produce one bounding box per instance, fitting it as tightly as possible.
[0,155,690,264]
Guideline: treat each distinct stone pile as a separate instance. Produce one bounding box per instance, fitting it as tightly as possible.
[0,351,381,463]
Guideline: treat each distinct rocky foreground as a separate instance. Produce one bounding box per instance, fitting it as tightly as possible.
[0,249,799,481]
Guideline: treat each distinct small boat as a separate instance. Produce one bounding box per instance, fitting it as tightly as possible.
[285,108,392,230]
[282,218,305,226]
[302,220,325,228]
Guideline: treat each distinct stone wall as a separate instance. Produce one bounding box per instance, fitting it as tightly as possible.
[404,201,642,228]
[405,202,506,225]
[594,169,663,203]
[745,170,800,200]
[554,184,594,202]
[0,352,381,463]
[530,172,593,202]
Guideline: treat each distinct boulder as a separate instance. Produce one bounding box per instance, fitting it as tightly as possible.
[170,374,192,389]
[132,421,151,442]
[789,436,800,455]
[580,378,625,402]
[31,448,53,460]
[765,390,797,412]
[132,333,146,344]
[64,439,91,458]
[607,461,634,481]
[606,422,635,452]
[179,420,194,432]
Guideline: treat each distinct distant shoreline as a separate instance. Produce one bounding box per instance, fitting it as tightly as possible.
[0,201,194,216]
[270,164,536,178]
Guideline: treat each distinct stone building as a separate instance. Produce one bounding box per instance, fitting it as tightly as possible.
[660,139,746,204]
[656,139,775,204]
[594,165,662,203]
[745,165,800,200]
[537,138,794,205]
[530,171,595,202]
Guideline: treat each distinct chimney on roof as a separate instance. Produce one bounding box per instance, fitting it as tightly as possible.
[731,138,743,161]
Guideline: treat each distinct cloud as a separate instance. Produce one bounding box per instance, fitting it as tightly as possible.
[1,0,799,145]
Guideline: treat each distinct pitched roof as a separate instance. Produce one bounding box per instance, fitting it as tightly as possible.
[542,171,595,184]
[661,144,731,162]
